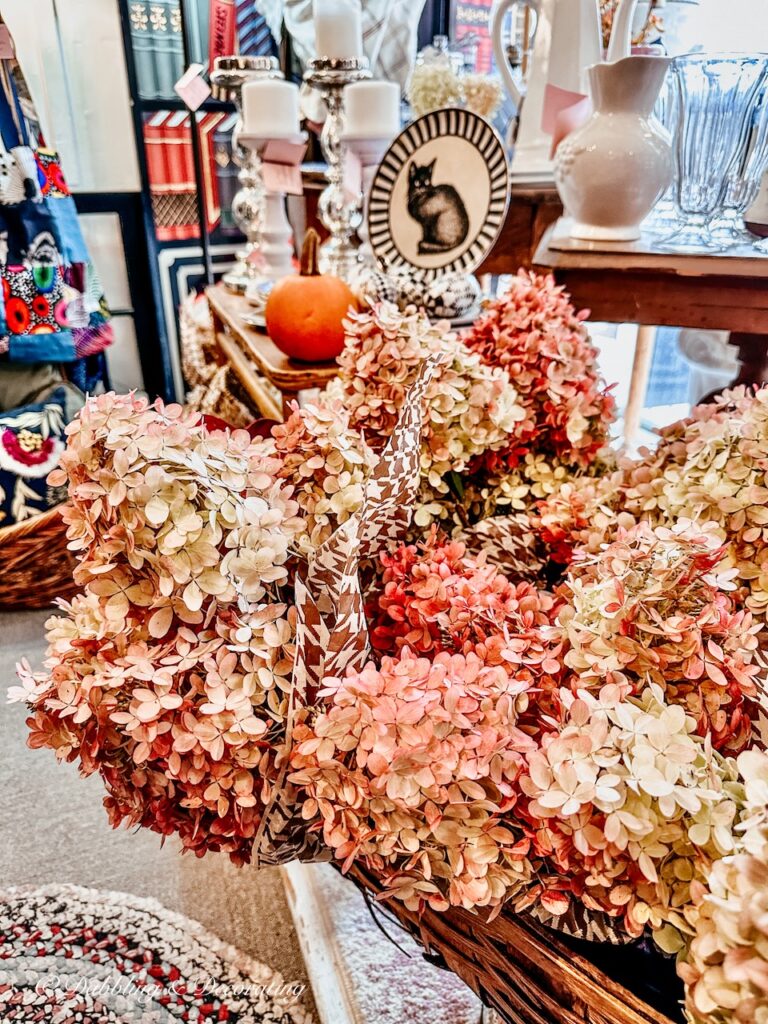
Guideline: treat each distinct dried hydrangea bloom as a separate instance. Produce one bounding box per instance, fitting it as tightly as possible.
[530,467,628,565]
[290,649,536,913]
[15,596,296,863]
[558,519,761,752]
[463,270,616,473]
[368,528,562,690]
[461,73,503,119]
[515,683,742,940]
[679,749,768,1024]
[327,303,524,495]
[271,398,377,554]
[619,386,768,628]
[51,392,305,623]
[407,61,462,118]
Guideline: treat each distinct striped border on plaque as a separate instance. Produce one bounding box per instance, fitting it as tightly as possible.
[367,107,509,283]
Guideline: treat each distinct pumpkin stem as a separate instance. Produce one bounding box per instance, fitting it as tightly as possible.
[300,229,321,276]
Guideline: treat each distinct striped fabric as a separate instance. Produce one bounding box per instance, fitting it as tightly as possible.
[237,0,276,56]
[259,0,426,90]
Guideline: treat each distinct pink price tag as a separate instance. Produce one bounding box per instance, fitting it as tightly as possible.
[541,83,589,136]
[550,96,592,157]
[262,161,304,196]
[174,63,212,112]
[0,27,15,59]
[342,149,362,203]
[262,139,306,166]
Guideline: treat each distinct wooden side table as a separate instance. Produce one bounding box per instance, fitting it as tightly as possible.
[480,181,563,275]
[533,221,768,437]
[206,283,339,420]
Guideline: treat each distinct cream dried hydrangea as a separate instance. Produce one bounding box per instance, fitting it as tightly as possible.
[408,60,462,117]
[619,386,768,627]
[461,73,503,119]
[52,392,305,628]
[326,303,524,500]
[679,748,768,1024]
[271,397,377,554]
[515,682,743,943]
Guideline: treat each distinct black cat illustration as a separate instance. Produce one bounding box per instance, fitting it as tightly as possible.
[406,159,470,255]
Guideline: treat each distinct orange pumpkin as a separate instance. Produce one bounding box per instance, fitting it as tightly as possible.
[265,229,356,363]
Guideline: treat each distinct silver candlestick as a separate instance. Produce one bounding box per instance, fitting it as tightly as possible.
[304,57,371,280]
[211,55,283,293]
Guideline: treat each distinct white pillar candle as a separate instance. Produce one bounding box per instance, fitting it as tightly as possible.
[313,0,363,60]
[343,81,400,138]
[242,79,300,137]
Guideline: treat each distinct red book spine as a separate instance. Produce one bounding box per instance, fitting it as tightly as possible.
[144,114,170,188]
[181,115,196,188]
[163,120,187,192]
[208,0,235,66]
[145,114,177,242]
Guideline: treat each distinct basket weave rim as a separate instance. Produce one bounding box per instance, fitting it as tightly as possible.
[0,504,65,543]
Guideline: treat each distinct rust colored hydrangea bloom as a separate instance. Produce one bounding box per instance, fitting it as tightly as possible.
[368,528,562,684]
[463,270,616,474]
[18,597,295,863]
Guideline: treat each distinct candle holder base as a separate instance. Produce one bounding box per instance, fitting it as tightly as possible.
[210,56,285,294]
[304,57,371,282]
[341,133,392,267]
[239,133,307,284]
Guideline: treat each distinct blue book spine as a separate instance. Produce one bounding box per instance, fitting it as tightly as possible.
[151,0,184,101]
[129,1,160,99]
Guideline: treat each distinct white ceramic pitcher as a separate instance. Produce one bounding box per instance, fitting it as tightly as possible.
[553,55,673,240]
[490,0,639,177]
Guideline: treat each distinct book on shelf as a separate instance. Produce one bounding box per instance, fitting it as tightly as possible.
[129,0,184,101]
[143,112,198,242]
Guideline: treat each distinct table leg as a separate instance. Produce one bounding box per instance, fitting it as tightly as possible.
[622,325,656,448]
[728,333,768,389]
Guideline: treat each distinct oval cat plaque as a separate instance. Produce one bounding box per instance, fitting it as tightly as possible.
[367,107,509,282]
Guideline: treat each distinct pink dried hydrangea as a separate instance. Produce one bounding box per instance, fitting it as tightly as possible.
[515,683,742,940]
[16,595,296,863]
[326,303,524,495]
[271,397,377,554]
[290,649,536,913]
[368,528,562,685]
[558,519,761,753]
[463,270,616,473]
[18,392,312,863]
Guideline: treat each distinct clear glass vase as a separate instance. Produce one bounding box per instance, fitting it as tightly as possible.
[663,53,768,250]
[712,78,768,245]
[646,69,682,236]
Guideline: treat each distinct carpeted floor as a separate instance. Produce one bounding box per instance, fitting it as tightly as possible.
[0,609,318,1020]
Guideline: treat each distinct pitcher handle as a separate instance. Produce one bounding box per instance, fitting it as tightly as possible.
[489,0,539,111]
[606,0,640,62]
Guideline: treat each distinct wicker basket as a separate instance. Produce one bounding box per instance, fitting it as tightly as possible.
[0,505,78,610]
[349,865,681,1024]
